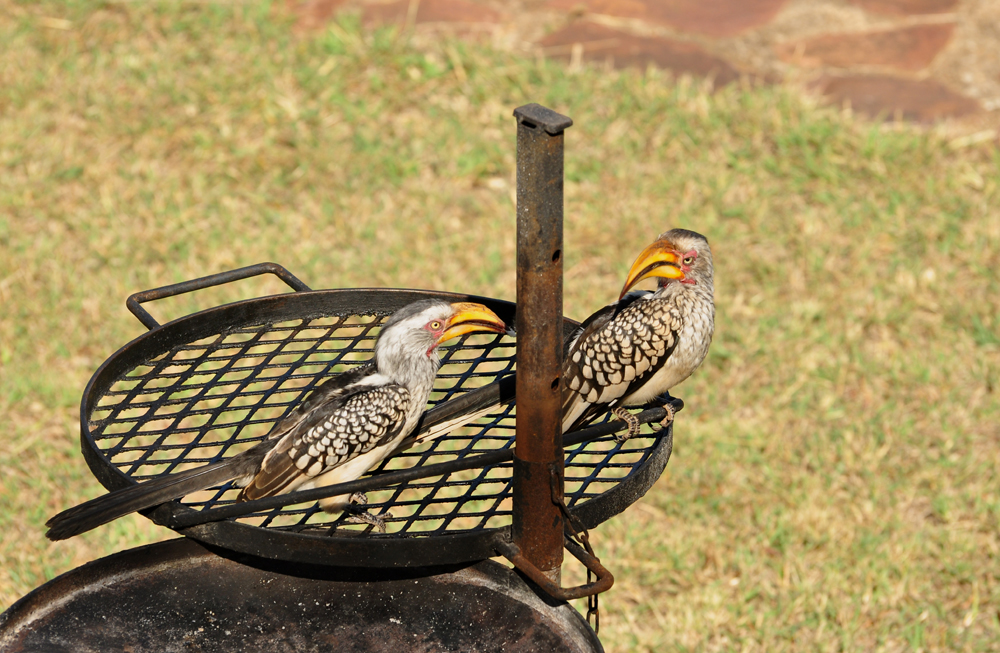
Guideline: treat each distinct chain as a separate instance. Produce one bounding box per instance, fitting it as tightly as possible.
[552,468,601,634]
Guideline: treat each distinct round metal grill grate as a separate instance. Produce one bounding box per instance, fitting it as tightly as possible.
[81,288,671,566]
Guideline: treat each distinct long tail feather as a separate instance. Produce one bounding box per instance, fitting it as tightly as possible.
[45,447,269,541]
[403,374,517,449]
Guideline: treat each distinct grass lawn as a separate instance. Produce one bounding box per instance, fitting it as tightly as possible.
[1,1,999,650]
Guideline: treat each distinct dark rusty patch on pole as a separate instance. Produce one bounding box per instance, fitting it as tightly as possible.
[512,103,573,584]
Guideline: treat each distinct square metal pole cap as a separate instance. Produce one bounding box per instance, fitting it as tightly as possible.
[513,104,573,135]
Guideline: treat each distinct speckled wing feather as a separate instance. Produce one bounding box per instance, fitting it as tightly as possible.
[562,291,648,356]
[44,363,385,539]
[240,383,411,500]
[562,292,682,432]
[261,362,378,442]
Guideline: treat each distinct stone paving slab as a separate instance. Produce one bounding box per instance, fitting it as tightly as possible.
[848,0,960,17]
[546,0,790,39]
[816,74,981,121]
[538,21,742,86]
[288,0,1000,130]
[775,23,954,72]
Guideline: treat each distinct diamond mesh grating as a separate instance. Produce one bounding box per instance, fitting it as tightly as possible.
[86,305,666,539]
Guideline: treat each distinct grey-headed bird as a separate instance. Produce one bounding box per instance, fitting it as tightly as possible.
[406,229,715,447]
[561,228,715,439]
[46,300,508,540]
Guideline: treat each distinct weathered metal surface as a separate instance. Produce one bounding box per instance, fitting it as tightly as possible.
[0,539,603,653]
[512,103,573,583]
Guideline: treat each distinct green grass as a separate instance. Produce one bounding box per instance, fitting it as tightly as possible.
[2,1,1000,650]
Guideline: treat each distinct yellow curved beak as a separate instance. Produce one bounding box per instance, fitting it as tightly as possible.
[434,302,508,348]
[620,239,684,299]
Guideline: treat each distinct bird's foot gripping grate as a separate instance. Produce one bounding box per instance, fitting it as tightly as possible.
[82,288,671,563]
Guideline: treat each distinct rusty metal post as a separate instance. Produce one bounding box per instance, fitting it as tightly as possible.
[511,103,573,585]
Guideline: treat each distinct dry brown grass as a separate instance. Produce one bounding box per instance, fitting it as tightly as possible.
[2,1,999,650]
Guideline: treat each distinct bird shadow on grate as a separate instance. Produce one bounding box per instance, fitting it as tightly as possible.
[86,309,665,539]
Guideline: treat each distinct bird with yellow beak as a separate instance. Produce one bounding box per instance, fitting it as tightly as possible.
[46,300,508,539]
[401,229,715,448]
[561,228,715,438]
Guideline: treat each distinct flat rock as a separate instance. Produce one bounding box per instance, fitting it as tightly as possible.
[539,21,740,85]
[846,0,959,16]
[776,23,954,72]
[546,0,789,39]
[363,0,501,25]
[818,75,979,122]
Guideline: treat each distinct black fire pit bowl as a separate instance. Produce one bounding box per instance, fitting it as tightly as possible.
[0,538,602,653]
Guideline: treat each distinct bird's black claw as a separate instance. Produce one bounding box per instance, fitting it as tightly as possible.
[643,392,681,432]
[611,407,641,443]
[343,492,391,532]
[346,509,393,533]
[649,402,676,432]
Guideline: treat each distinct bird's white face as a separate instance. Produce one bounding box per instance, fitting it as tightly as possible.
[377,300,507,361]
[421,302,508,356]
[671,236,710,286]
[374,301,504,387]
[422,311,450,346]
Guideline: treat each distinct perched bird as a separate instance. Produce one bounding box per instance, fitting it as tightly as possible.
[46,300,508,540]
[404,229,715,448]
[562,228,715,439]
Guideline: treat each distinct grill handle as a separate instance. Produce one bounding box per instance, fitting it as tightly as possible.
[126,262,312,330]
[494,537,614,601]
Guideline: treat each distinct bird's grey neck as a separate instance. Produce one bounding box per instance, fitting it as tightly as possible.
[655,276,713,301]
[376,348,440,389]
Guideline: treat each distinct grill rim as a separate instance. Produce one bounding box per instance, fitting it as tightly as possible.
[80,287,524,493]
[80,286,673,568]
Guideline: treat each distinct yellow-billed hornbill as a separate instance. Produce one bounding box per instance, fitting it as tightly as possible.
[562,228,715,439]
[406,228,715,447]
[46,300,507,540]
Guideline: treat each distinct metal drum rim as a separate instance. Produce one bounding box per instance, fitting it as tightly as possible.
[0,538,604,653]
